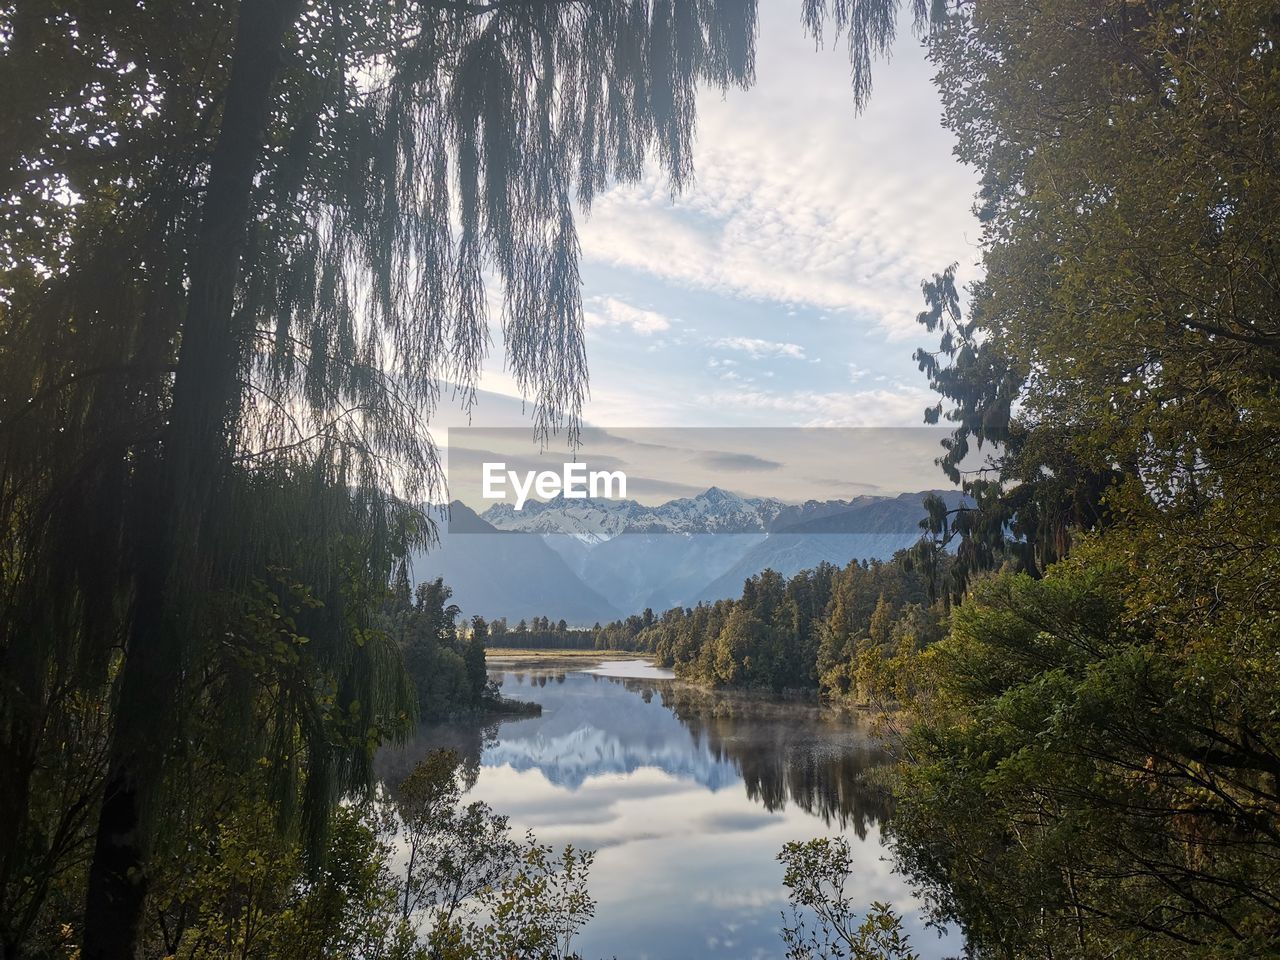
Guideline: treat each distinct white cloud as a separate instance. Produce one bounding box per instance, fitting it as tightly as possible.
[712,336,806,359]
[479,7,978,432]
[584,296,673,336]
[575,6,980,342]
[697,385,934,428]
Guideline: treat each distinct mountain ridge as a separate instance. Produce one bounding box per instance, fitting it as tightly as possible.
[479,486,958,539]
[410,488,967,624]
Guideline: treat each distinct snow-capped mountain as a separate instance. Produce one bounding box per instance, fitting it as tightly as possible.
[409,488,966,623]
[480,496,642,541]
[478,486,901,539]
[482,486,789,539]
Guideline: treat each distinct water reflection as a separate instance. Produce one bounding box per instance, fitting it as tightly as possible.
[655,683,892,838]
[378,659,953,960]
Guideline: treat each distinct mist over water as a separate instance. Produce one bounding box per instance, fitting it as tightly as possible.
[380,658,958,959]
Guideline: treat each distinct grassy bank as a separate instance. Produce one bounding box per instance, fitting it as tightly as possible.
[484,647,650,660]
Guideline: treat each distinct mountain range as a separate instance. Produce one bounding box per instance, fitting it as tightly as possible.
[409,487,965,624]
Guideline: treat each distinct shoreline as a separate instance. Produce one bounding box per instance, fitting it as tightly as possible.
[484,647,896,729]
[484,647,651,660]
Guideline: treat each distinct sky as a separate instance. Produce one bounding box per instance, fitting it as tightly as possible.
[447,426,957,506]
[432,2,982,501]
[476,3,979,429]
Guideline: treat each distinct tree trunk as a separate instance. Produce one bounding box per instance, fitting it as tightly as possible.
[81,1,300,956]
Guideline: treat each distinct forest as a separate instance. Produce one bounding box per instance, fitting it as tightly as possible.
[570,554,944,700]
[481,616,603,651]
[3,0,1278,958]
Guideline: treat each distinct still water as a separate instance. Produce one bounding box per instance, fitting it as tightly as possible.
[382,657,956,960]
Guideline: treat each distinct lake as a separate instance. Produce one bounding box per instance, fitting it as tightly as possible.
[381,657,957,960]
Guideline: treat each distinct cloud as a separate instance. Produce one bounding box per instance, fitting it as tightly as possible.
[584,295,673,336]
[712,336,806,359]
[694,889,788,910]
[807,477,887,493]
[697,451,783,472]
[697,386,934,428]
[473,8,980,432]
[618,476,717,500]
[575,6,979,342]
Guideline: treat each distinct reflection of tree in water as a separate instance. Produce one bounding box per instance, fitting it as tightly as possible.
[505,670,565,689]
[376,717,497,792]
[380,669,894,838]
[632,679,893,838]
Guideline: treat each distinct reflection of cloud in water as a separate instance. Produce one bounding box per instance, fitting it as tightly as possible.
[379,664,960,960]
[582,658,677,680]
[695,888,789,910]
[700,809,780,834]
[486,669,892,836]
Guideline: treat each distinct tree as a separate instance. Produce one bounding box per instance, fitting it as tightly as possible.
[892,562,1280,957]
[1,0,930,952]
[455,841,595,960]
[915,0,1280,593]
[388,750,595,960]
[148,793,415,960]
[392,750,520,935]
[465,616,489,702]
[778,838,919,960]
[886,3,1280,955]
[391,580,493,717]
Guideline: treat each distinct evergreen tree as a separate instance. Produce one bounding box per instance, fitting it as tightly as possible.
[885,3,1280,955]
[0,0,934,952]
[465,616,489,703]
